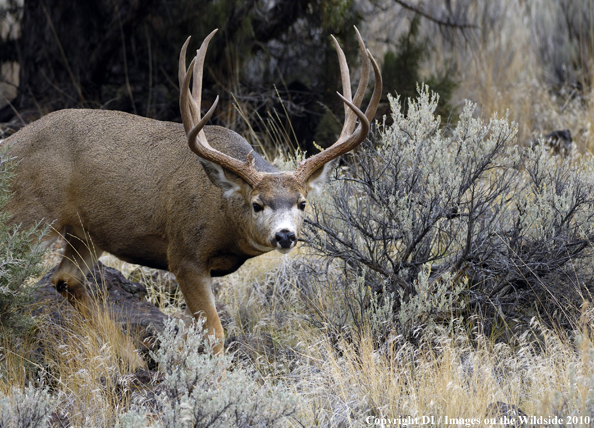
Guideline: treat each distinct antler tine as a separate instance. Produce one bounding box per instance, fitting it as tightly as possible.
[180,56,199,134]
[179,37,196,134]
[331,35,352,136]
[179,58,219,142]
[178,36,191,92]
[348,27,370,133]
[179,31,262,188]
[179,30,218,135]
[294,94,369,182]
[192,29,218,125]
[364,49,382,123]
[181,57,211,138]
[294,27,381,184]
[333,27,370,139]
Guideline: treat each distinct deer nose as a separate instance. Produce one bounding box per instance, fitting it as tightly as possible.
[275,229,296,249]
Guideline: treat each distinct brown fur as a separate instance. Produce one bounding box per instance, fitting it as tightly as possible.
[2,109,307,353]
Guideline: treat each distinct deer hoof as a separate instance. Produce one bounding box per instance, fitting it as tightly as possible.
[55,278,68,292]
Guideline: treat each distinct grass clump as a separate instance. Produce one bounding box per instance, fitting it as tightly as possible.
[294,314,594,425]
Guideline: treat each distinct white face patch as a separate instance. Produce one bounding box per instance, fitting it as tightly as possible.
[252,205,304,252]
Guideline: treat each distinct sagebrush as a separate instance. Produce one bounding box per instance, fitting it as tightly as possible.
[119,317,299,427]
[302,86,594,344]
[0,146,47,346]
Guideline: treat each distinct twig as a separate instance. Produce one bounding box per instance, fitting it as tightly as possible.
[115,3,136,115]
[0,92,25,126]
[145,23,152,118]
[41,2,86,105]
[393,0,477,29]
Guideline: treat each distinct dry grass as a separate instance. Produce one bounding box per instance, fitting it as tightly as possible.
[100,252,594,425]
[1,284,145,426]
[447,1,594,152]
[293,318,594,425]
[36,305,144,425]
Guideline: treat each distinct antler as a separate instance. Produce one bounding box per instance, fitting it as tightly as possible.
[294,27,382,183]
[179,29,263,187]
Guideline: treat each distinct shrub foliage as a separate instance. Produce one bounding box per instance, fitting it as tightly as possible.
[119,318,299,427]
[0,147,47,342]
[302,87,594,343]
[0,385,56,428]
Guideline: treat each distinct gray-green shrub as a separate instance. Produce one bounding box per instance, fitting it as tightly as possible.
[0,385,56,428]
[301,86,594,343]
[118,317,300,427]
[0,146,47,344]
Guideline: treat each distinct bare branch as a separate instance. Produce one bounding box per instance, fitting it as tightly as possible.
[393,0,477,29]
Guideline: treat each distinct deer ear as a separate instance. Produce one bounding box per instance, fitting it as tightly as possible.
[199,158,251,198]
[305,160,337,196]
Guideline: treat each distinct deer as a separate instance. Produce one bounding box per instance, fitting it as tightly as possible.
[1,28,381,354]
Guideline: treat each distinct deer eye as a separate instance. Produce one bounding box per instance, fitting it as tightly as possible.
[298,201,306,211]
[252,202,263,213]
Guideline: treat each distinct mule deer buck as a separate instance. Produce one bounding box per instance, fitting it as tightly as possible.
[2,28,381,353]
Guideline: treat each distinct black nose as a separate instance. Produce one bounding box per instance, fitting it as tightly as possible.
[275,229,296,248]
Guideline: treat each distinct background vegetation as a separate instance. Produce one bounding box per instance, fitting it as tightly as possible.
[0,146,46,366]
[2,0,594,426]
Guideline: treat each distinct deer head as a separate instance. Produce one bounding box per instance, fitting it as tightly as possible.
[179,28,382,254]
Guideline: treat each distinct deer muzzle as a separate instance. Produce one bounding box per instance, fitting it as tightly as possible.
[275,229,296,250]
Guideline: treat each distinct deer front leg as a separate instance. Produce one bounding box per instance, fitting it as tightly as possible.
[173,265,224,355]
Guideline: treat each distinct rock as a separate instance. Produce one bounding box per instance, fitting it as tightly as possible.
[32,261,169,355]
[544,129,572,156]
[530,129,573,156]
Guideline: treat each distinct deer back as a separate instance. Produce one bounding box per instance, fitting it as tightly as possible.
[2,108,276,269]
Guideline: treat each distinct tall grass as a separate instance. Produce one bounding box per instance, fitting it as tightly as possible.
[1,290,145,426]
[293,315,594,425]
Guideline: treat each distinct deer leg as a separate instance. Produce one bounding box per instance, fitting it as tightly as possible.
[51,225,103,313]
[174,266,224,355]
